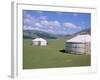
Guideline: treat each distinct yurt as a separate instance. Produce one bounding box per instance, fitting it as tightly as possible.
[65,34,91,54]
[32,38,47,46]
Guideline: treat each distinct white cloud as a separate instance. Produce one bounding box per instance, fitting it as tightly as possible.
[24,12,61,33]
[39,16,47,20]
[24,14,39,27]
[24,26,34,30]
[47,21,61,29]
[63,22,81,29]
[49,21,61,27]
[23,13,81,34]
[23,13,61,33]
[34,23,43,28]
[40,20,49,26]
[40,20,61,30]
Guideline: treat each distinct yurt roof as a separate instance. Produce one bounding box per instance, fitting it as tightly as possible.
[32,38,46,42]
[66,34,91,43]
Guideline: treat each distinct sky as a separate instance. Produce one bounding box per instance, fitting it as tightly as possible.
[23,10,91,35]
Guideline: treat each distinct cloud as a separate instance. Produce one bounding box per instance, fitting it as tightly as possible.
[39,16,47,20]
[24,26,34,30]
[23,12,81,34]
[34,23,43,28]
[63,22,81,29]
[49,21,61,27]
[23,13,61,33]
[23,14,39,27]
[40,20,49,26]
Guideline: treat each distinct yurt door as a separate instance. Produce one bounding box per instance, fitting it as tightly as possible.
[38,41,41,46]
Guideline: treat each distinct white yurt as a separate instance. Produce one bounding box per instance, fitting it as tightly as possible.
[32,38,47,46]
[65,34,91,54]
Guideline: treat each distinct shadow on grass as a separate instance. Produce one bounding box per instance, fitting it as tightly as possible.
[59,49,82,55]
[59,49,73,55]
[59,49,66,53]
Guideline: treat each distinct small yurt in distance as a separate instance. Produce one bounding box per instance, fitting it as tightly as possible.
[65,34,91,54]
[32,38,47,46]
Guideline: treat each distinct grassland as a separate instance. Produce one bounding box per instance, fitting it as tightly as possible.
[23,38,90,69]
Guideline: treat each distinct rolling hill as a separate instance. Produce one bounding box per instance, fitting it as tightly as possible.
[74,28,91,35]
[23,30,57,39]
[23,28,90,39]
[63,28,91,40]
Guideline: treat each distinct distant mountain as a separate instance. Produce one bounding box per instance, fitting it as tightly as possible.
[23,28,91,39]
[63,28,91,39]
[23,30,57,39]
[74,28,91,35]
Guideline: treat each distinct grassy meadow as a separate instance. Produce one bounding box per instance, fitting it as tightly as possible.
[23,38,91,69]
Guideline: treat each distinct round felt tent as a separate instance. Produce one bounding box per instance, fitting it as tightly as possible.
[32,38,47,46]
[65,34,91,54]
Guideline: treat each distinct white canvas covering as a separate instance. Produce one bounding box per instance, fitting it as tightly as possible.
[66,35,91,43]
[65,35,91,54]
[32,38,47,46]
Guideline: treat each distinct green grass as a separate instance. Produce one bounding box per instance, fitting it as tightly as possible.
[23,38,91,69]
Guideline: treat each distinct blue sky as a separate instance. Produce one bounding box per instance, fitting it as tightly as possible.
[23,10,91,35]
